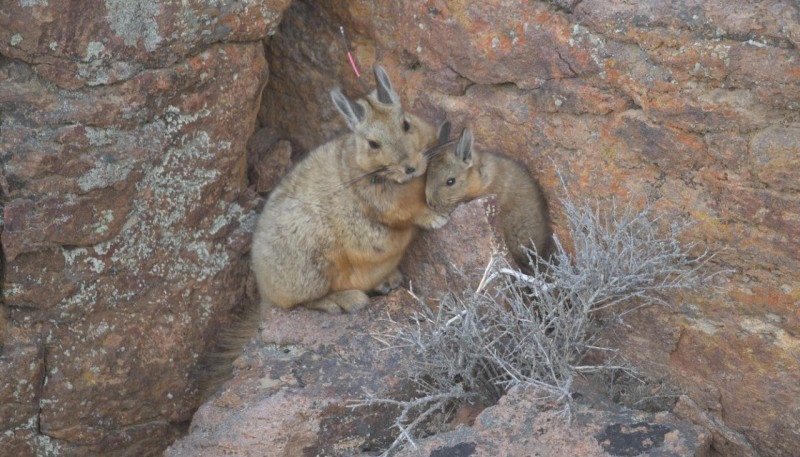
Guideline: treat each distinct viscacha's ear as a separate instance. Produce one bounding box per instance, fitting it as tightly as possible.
[456,127,474,166]
[373,65,400,105]
[437,120,451,146]
[331,88,366,130]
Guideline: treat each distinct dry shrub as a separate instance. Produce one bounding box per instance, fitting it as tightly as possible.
[354,195,715,455]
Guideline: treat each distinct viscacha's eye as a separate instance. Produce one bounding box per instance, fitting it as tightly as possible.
[402,119,410,132]
[446,178,456,186]
[368,140,381,149]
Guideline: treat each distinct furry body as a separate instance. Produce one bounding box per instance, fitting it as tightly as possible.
[426,128,554,272]
[251,68,443,313]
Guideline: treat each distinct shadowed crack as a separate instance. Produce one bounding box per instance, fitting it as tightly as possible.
[554,49,579,78]
[548,0,585,14]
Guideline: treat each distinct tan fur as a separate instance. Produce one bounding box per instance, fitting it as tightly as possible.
[251,68,445,314]
[426,127,554,272]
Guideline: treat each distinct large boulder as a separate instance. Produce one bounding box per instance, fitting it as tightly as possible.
[165,197,504,456]
[168,196,712,456]
[3,0,798,455]
[260,1,800,455]
[393,383,712,457]
[0,1,291,455]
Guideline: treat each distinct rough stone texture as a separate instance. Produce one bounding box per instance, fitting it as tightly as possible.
[0,1,291,455]
[247,129,293,195]
[165,292,418,457]
[165,197,503,456]
[393,382,712,457]
[261,1,800,455]
[169,197,711,456]
[3,0,799,455]
[400,195,506,300]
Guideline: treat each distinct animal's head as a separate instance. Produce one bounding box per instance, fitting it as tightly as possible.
[331,66,435,184]
[426,126,479,214]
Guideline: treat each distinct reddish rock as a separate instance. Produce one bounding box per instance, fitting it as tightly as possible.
[247,128,294,195]
[393,382,711,457]
[166,292,419,457]
[2,0,799,455]
[257,1,800,455]
[166,291,424,457]
[0,0,291,90]
[166,197,507,456]
[0,1,291,455]
[401,195,506,300]
[0,325,45,456]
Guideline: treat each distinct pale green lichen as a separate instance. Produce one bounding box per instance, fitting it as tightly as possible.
[84,257,105,274]
[90,210,115,237]
[94,242,110,256]
[10,33,23,46]
[569,23,607,71]
[4,282,26,300]
[62,247,89,266]
[209,201,256,236]
[78,158,133,192]
[105,0,161,52]
[58,282,99,317]
[163,105,212,135]
[1,413,60,456]
[85,41,105,61]
[103,108,233,287]
[12,378,30,398]
[88,322,112,338]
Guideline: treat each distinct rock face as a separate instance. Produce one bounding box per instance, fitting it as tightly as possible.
[165,197,504,456]
[3,0,799,456]
[393,383,712,457]
[165,293,419,457]
[261,1,800,456]
[167,197,712,457]
[0,1,291,455]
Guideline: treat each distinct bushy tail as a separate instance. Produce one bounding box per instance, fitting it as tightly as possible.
[195,299,262,401]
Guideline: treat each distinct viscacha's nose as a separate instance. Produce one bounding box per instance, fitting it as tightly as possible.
[405,166,416,175]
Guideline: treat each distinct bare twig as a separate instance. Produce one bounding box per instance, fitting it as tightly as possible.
[355,193,717,454]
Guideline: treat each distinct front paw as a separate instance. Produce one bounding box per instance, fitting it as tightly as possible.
[422,213,449,230]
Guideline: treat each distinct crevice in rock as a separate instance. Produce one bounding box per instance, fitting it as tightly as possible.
[679,395,759,457]
[35,339,48,437]
[0,158,6,338]
[0,266,5,352]
[547,0,584,15]
[442,63,477,93]
[554,49,579,78]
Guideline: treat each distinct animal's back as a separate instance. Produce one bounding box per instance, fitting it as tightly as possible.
[201,65,440,400]
[252,66,441,313]
[425,127,554,272]
[488,154,554,267]
[251,138,350,310]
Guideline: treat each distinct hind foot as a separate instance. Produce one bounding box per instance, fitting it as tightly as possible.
[373,269,404,295]
[304,290,370,314]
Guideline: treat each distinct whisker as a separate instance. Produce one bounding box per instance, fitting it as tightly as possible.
[423,139,458,158]
[321,166,389,192]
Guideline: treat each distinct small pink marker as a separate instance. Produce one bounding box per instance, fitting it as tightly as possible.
[339,26,369,92]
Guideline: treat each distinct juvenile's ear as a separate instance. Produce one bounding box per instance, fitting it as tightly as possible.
[437,121,451,146]
[456,127,474,166]
[374,65,400,105]
[331,88,366,130]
